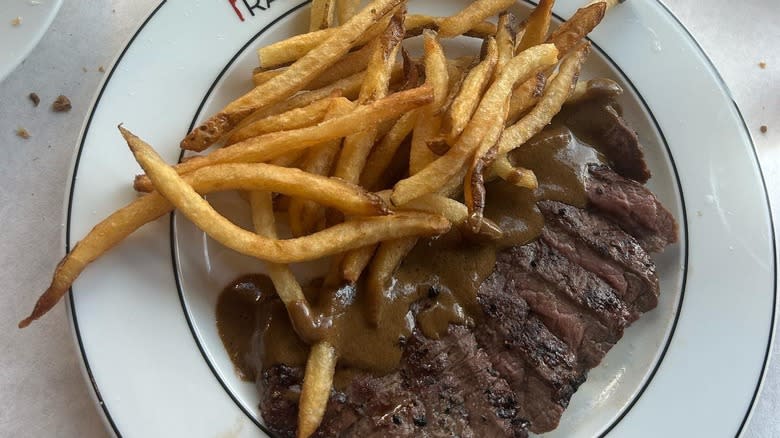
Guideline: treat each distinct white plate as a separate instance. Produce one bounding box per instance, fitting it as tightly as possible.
[64,1,775,437]
[0,0,62,82]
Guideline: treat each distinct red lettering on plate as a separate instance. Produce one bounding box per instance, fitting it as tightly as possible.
[228,0,245,21]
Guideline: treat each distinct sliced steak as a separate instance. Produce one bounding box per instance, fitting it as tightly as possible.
[562,99,651,183]
[586,164,678,252]
[539,200,660,312]
[476,281,585,433]
[258,364,303,438]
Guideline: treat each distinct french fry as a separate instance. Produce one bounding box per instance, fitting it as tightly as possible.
[498,43,590,156]
[259,15,392,69]
[409,30,448,175]
[341,244,377,283]
[125,127,450,264]
[564,77,623,105]
[359,109,417,190]
[252,45,374,89]
[506,71,548,125]
[443,38,498,143]
[269,150,306,168]
[547,2,606,55]
[391,44,558,206]
[182,0,404,152]
[438,0,515,38]
[227,97,341,145]
[490,154,539,189]
[135,85,433,192]
[298,341,338,438]
[517,0,554,51]
[405,14,497,39]
[337,0,361,25]
[334,10,405,183]
[494,12,520,75]
[310,0,336,31]
[20,155,398,328]
[365,237,417,324]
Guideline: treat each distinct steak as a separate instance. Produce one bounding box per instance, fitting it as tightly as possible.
[256,152,678,436]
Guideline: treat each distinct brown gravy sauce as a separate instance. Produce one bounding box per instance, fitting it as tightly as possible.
[217,101,614,381]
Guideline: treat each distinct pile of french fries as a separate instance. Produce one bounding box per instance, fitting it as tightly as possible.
[21,0,619,436]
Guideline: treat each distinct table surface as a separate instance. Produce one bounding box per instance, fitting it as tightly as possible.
[1,1,777,437]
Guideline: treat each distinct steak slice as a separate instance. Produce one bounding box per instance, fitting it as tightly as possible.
[539,200,660,312]
[586,164,678,252]
[476,280,585,434]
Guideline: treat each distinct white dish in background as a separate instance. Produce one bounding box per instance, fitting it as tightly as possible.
[62,1,775,437]
[0,0,62,82]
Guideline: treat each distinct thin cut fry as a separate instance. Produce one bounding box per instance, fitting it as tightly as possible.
[494,12,520,75]
[299,341,338,438]
[334,10,405,183]
[227,97,341,145]
[517,0,554,51]
[490,154,539,189]
[269,150,306,168]
[135,85,433,192]
[341,244,377,283]
[547,2,606,55]
[182,0,404,152]
[498,43,590,155]
[366,237,417,324]
[20,156,397,328]
[125,127,450,263]
[443,38,498,142]
[252,45,374,89]
[409,30,448,175]
[310,0,336,31]
[438,0,515,38]
[506,71,548,125]
[391,44,558,206]
[405,14,497,39]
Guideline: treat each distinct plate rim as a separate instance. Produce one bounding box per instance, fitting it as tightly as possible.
[62,1,777,437]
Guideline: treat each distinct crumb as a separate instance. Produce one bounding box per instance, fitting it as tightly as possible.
[28,92,40,106]
[52,95,72,112]
[760,125,767,134]
[98,65,105,73]
[16,127,30,139]
[11,16,22,26]
[758,61,766,69]
[82,66,87,73]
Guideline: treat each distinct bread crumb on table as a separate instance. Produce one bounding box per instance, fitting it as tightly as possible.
[758,61,766,69]
[16,127,31,139]
[28,92,40,106]
[52,95,72,112]
[11,16,22,26]
[760,125,768,134]
[98,65,105,73]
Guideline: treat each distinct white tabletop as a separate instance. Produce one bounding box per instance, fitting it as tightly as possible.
[1,1,777,437]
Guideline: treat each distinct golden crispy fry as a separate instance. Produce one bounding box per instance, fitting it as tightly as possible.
[259,15,392,69]
[490,154,538,189]
[517,0,554,51]
[299,341,338,438]
[564,77,623,105]
[337,0,361,25]
[391,44,558,206]
[498,43,590,155]
[334,11,405,183]
[182,0,403,152]
[269,150,306,168]
[341,244,377,283]
[310,0,336,31]
[404,14,497,39]
[360,109,417,190]
[495,12,520,75]
[547,2,606,55]
[252,45,374,89]
[125,127,450,263]
[410,30,448,175]
[443,38,498,142]
[135,85,433,192]
[438,0,516,38]
[227,97,340,145]
[506,71,548,125]
[588,0,619,10]
[366,237,417,324]
[20,156,394,328]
